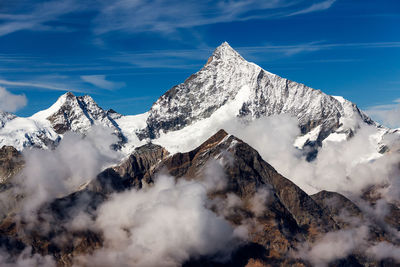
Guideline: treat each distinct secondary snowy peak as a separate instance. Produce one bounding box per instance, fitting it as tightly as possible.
[0,92,127,151]
[32,92,121,134]
[143,42,374,142]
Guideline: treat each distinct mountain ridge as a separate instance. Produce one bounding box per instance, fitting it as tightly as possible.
[0,42,387,154]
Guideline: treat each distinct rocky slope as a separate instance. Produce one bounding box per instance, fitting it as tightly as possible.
[0,146,23,184]
[0,130,398,266]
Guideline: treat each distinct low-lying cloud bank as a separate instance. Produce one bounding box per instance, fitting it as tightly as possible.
[230,115,400,198]
[156,113,400,198]
[15,126,121,216]
[75,173,244,266]
[0,134,252,266]
[150,113,400,265]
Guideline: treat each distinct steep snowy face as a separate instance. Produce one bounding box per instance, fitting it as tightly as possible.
[143,42,373,142]
[32,92,122,135]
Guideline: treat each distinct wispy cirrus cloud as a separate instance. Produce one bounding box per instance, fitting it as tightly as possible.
[107,41,400,69]
[81,75,126,90]
[0,78,85,92]
[287,0,336,16]
[234,41,400,58]
[92,0,296,35]
[0,0,86,37]
[0,0,337,37]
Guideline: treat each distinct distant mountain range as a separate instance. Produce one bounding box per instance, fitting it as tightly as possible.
[0,42,389,153]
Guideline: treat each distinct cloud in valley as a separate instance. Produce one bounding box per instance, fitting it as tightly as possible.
[155,112,400,199]
[0,247,55,267]
[75,172,244,266]
[13,126,120,216]
[294,226,369,266]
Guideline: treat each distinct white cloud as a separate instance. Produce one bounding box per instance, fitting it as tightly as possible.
[365,99,400,128]
[15,126,121,217]
[155,113,400,198]
[0,86,27,112]
[287,0,336,16]
[249,187,271,217]
[109,41,400,69]
[294,226,369,266]
[0,1,337,37]
[81,75,125,90]
[366,242,400,262]
[0,0,85,37]
[0,78,78,92]
[92,0,295,35]
[0,247,55,267]
[229,116,400,197]
[74,173,243,266]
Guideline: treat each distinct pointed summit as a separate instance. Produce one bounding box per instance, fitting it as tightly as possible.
[206,42,245,65]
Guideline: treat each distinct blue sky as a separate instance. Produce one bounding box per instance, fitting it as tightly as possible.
[0,0,399,125]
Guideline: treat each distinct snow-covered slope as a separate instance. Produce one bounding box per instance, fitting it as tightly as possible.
[0,116,59,150]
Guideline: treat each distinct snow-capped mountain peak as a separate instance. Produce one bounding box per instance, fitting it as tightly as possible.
[32,92,121,134]
[140,41,375,149]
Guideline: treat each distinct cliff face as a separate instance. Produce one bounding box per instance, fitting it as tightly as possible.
[0,145,23,184]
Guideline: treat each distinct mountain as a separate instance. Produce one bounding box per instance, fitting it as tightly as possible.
[0,92,126,151]
[142,42,374,143]
[0,42,399,266]
[31,92,122,135]
[0,42,387,155]
[0,130,398,266]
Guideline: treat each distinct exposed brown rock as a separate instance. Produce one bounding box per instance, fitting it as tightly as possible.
[311,190,363,228]
[0,145,24,184]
